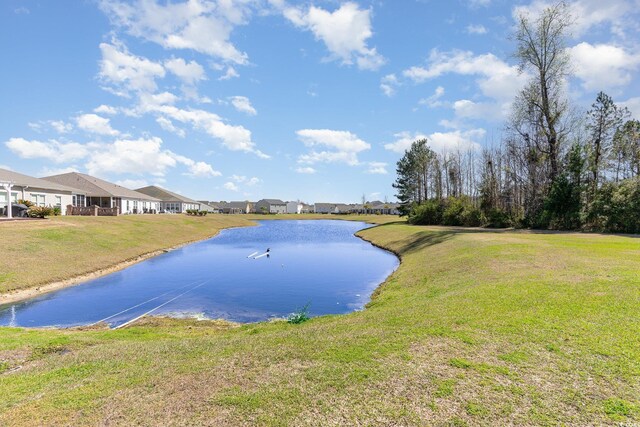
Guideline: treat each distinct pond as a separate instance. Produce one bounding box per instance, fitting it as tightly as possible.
[0,220,399,328]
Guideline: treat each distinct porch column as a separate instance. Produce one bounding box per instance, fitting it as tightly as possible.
[2,182,14,219]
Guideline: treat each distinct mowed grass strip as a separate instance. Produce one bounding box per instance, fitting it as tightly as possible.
[0,220,639,425]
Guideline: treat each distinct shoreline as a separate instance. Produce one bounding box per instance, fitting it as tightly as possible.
[0,229,241,306]
[0,216,392,307]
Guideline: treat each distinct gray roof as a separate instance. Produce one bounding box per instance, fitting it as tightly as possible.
[258,199,286,205]
[135,185,200,204]
[0,168,84,194]
[42,172,160,201]
[222,201,252,209]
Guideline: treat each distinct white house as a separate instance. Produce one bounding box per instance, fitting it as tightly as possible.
[286,201,303,214]
[255,199,287,214]
[43,172,161,214]
[135,185,202,213]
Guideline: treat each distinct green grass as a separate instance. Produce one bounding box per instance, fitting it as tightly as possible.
[0,219,639,425]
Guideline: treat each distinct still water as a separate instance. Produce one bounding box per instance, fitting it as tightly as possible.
[0,220,399,328]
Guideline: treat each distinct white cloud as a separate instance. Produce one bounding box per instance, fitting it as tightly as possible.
[99,0,250,64]
[297,129,370,152]
[76,114,120,136]
[380,73,399,97]
[568,42,640,91]
[5,138,90,163]
[229,96,257,115]
[466,24,487,34]
[94,104,118,115]
[164,57,206,85]
[142,104,269,158]
[184,161,221,178]
[469,0,491,7]
[512,0,636,37]
[218,66,239,80]
[419,86,446,108]
[156,117,186,137]
[49,120,73,134]
[283,2,385,70]
[224,181,239,191]
[230,175,260,185]
[39,166,81,177]
[620,97,640,119]
[86,137,178,176]
[99,40,165,96]
[403,49,528,120]
[384,129,484,154]
[296,129,370,166]
[295,167,316,174]
[366,161,388,174]
[116,178,148,188]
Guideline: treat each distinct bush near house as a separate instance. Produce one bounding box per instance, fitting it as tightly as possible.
[26,206,54,218]
[185,209,208,216]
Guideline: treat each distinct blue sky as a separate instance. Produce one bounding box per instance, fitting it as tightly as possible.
[1,0,639,203]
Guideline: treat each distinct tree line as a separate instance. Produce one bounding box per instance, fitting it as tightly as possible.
[393,2,640,233]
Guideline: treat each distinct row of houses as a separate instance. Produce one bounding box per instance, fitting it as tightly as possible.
[0,168,215,217]
[1,167,399,218]
[202,200,400,215]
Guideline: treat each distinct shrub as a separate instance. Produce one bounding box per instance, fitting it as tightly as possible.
[408,199,443,225]
[589,178,640,233]
[287,302,311,324]
[17,199,34,208]
[443,196,484,227]
[484,208,512,228]
[52,206,61,216]
[27,206,54,218]
[409,197,484,227]
[198,210,208,216]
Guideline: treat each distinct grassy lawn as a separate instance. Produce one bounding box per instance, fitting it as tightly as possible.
[0,218,639,425]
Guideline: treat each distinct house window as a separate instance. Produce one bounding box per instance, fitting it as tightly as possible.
[31,193,46,207]
[126,200,130,212]
[73,194,85,207]
[55,196,62,208]
[0,192,19,211]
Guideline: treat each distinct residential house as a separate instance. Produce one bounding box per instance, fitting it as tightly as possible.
[43,172,160,214]
[197,201,221,213]
[135,185,202,213]
[314,203,335,214]
[286,201,303,214]
[0,168,86,217]
[313,203,351,214]
[219,201,253,214]
[255,199,287,214]
[370,202,400,215]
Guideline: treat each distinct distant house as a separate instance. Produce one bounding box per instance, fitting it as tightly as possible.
[135,185,202,213]
[255,199,287,214]
[314,203,336,214]
[42,172,160,214]
[301,203,313,214]
[198,201,221,213]
[314,203,351,214]
[219,201,253,214]
[286,201,303,214]
[0,168,86,217]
